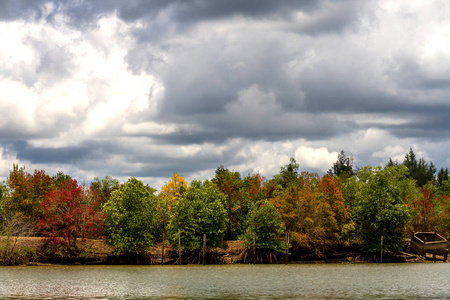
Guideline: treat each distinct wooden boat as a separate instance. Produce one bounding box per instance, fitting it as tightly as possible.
[410,232,448,261]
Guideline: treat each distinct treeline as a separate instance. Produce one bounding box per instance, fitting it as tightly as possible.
[1,148,450,264]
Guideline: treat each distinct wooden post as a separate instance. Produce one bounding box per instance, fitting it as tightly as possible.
[203,234,206,265]
[161,232,165,265]
[285,232,289,264]
[253,233,256,264]
[178,231,182,265]
[380,235,383,263]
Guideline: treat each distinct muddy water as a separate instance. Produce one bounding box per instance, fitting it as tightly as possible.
[1,263,449,299]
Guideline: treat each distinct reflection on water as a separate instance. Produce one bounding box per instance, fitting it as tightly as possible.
[1,263,450,299]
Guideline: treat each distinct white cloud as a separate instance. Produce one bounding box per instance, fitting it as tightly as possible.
[295,146,338,171]
[0,79,36,131]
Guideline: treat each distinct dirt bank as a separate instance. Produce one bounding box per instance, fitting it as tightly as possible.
[1,237,249,265]
[1,236,439,265]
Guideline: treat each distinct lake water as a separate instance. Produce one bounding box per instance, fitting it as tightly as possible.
[1,263,449,299]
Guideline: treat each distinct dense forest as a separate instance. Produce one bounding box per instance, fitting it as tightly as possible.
[1,148,450,264]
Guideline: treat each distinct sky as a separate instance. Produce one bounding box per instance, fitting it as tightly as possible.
[1,0,450,189]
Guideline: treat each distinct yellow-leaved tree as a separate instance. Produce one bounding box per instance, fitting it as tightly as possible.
[156,173,188,241]
[160,173,188,210]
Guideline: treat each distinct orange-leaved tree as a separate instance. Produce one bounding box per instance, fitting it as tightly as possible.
[270,172,320,248]
[5,164,53,225]
[409,185,439,232]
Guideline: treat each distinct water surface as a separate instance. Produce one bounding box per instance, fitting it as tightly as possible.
[1,263,449,299]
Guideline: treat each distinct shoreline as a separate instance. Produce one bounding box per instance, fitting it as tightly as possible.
[1,237,445,266]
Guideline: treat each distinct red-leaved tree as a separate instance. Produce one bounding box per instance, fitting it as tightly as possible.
[36,179,104,251]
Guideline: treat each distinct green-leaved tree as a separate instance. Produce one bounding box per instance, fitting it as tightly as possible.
[167,180,227,251]
[242,200,285,253]
[351,165,417,253]
[103,178,157,254]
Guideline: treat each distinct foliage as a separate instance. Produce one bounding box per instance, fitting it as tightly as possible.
[328,150,355,178]
[212,166,243,239]
[436,168,449,187]
[167,180,227,251]
[52,171,72,188]
[157,173,188,241]
[233,173,267,239]
[90,175,121,205]
[160,172,187,211]
[403,148,436,187]
[241,200,285,252]
[5,165,53,225]
[351,166,416,253]
[155,194,171,240]
[103,178,158,254]
[409,185,439,232]
[0,181,6,223]
[36,179,104,252]
[317,175,352,240]
[274,157,300,189]
[270,173,351,253]
[435,194,450,236]
[436,178,450,196]
[6,154,450,263]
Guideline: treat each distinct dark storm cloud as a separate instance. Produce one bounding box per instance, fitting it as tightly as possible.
[386,110,450,140]
[0,0,322,24]
[156,113,347,144]
[3,0,450,187]
[301,81,406,114]
[14,141,117,164]
[387,56,450,92]
[289,0,362,36]
[103,0,321,23]
[1,0,347,34]
[168,0,319,23]
[0,0,49,20]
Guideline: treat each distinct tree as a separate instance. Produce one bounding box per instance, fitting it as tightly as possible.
[328,150,355,178]
[436,194,450,236]
[403,148,436,187]
[0,181,6,223]
[156,173,188,241]
[241,200,285,253]
[36,179,104,252]
[317,175,352,243]
[436,168,449,187]
[351,165,416,253]
[167,180,227,251]
[409,185,439,232]
[155,194,171,241]
[437,178,450,196]
[212,166,243,239]
[160,172,187,211]
[103,178,158,254]
[270,172,351,254]
[386,157,399,167]
[5,165,53,225]
[274,158,300,188]
[270,177,306,246]
[90,175,121,206]
[52,171,72,188]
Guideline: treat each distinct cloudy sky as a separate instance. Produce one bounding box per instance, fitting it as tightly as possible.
[1,0,449,189]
